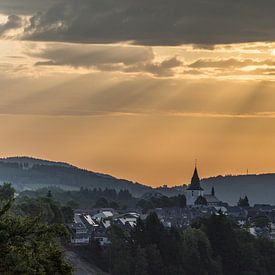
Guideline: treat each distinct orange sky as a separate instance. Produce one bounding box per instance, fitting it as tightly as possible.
[1,8,275,186]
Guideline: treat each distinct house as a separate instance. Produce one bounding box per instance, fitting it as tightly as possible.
[204,186,221,206]
[92,229,110,246]
[67,223,90,245]
[92,211,113,221]
[113,212,140,230]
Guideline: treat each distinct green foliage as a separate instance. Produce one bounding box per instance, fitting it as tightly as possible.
[0,199,72,274]
[108,226,133,275]
[201,214,241,275]
[75,211,275,275]
[61,206,74,223]
[17,196,65,224]
[88,213,220,275]
[0,183,15,202]
[66,200,79,209]
[21,187,135,209]
[181,228,222,275]
[136,194,186,213]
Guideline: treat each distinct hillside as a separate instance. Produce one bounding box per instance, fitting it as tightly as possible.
[0,157,151,197]
[201,174,275,205]
[1,157,275,204]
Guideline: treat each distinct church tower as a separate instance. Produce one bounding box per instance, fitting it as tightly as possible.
[186,166,204,206]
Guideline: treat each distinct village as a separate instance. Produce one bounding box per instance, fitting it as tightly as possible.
[68,166,275,245]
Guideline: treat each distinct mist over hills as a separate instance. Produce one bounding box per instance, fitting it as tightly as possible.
[201,174,275,206]
[0,157,275,204]
[0,157,151,196]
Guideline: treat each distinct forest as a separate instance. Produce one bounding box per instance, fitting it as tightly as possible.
[85,212,275,275]
[2,183,275,274]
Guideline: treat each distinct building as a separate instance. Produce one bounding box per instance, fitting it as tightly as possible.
[204,187,220,206]
[67,223,90,245]
[186,166,204,206]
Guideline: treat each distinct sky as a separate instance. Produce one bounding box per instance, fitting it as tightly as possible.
[1,1,275,186]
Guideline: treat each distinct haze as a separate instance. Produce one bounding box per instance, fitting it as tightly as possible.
[1,0,275,186]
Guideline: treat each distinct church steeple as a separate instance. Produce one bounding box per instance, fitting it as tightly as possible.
[187,166,204,191]
[211,186,215,196]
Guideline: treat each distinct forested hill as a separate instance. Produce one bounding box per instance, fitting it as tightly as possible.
[201,174,275,205]
[0,157,151,196]
[1,157,275,204]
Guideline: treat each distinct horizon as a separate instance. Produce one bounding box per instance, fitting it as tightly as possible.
[1,1,275,187]
[1,154,275,188]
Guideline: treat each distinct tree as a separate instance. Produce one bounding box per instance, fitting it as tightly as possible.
[202,214,241,275]
[93,197,109,208]
[177,194,187,208]
[61,206,74,223]
[66,200,79,209]
[238,196,250,207]
[108,226,133,275]
[134,246,148,275]
[47,190,52,198]
[109,201,120,209]
[0,183,15,202]
[195,195,207,206]
[0,199,72,274]
[181,228,222,275]
[18,197,64,224]
[146,244,163,275]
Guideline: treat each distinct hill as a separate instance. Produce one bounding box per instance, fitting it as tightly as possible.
[200,174,275,205]
[0,157,151,197]
[1,157,275,204]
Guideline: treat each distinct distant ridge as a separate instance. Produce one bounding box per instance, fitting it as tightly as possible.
[200,173,275,205]
[0,156,73,168]
[1,156,275,204]
[0,156,152,196]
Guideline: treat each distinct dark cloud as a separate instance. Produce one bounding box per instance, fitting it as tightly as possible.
[33,44,154,67]
[0,14,22,35]
[189,58,275,69]
[33,44,182,76]
[14,0,275,46]
[0,0,61,14]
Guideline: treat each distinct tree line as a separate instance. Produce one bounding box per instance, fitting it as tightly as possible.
[85,212,275,275]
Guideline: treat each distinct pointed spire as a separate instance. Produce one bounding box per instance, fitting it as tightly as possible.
[187,165,204,190]
[211,186,215,196]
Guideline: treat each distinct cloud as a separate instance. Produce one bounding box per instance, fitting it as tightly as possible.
[33,44,182,76]
[0,14,22,35]
[13,0,275,46]
[0,0,60,15]
[189,58,275,69]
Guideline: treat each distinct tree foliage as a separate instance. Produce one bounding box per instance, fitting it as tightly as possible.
[0,199,72,274]
[84,212,275,275]
[136,194,186,213]
[0,183,15,202]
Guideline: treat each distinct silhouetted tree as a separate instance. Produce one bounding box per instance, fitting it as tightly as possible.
[238,196,250,207]
[0,183,15,202]
[195,195,207,206]
[0,199,72,274]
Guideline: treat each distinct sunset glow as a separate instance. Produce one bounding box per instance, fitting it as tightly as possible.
[1,1,275,186]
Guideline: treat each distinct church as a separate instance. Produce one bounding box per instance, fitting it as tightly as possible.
[186,166,220,206]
